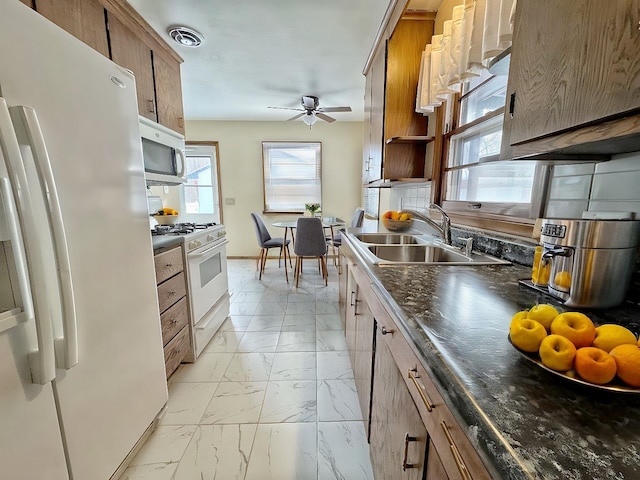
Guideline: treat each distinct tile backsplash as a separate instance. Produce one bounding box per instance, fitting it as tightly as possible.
[545,152,640,219]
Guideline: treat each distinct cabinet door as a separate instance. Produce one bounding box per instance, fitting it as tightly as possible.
[35,0,109,57]
[354,297,374,436]
[370,328,427,479]
[425,440,449,479]
[107,13,157,123]
[368,45,386,183]
[154,53,186,135]
[345,269,358,372]
[507,0,640,145]
[338,252,348,326]
[20,0,34,7]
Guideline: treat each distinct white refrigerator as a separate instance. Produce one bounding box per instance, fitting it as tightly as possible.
[0,2,168,479]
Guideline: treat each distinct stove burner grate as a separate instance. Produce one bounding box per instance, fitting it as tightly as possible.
[151,222,218,236]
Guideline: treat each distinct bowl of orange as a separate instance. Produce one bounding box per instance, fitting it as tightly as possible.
[382,211,413,231]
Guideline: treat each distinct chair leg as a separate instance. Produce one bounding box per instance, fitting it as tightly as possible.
[258,248,265,279]
[294,255,301,288]
[286,245,292,268]
[321,256,328,286]
[278,246,283,268]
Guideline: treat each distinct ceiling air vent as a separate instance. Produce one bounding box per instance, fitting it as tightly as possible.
[167,26,204,47]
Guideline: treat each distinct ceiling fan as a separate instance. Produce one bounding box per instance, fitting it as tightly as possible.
[268,95,352,125]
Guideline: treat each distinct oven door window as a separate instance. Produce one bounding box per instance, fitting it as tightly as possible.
[200,252,222,288]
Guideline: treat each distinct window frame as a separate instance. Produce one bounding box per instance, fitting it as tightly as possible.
[437,75,549,232]
[181,141,223,224]
[262,141,323,214]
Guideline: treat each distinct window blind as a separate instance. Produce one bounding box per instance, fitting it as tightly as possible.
[262,142,322,213]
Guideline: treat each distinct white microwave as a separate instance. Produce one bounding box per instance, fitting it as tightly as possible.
[139,116,186,186]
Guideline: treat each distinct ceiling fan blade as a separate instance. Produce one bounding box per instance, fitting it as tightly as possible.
[318,106,352,113]
[316,112,336,123]
[287,112,306,121]
[268,106,305,111]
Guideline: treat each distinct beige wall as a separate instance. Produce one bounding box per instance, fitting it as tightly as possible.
[185,120,364,257]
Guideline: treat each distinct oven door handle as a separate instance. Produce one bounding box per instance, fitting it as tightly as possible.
[190,238,229,257]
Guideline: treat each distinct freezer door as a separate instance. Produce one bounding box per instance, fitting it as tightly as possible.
[0,3,168,480]
[0,105,68,478]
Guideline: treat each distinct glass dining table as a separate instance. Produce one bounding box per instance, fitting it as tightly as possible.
[271,216,345,275]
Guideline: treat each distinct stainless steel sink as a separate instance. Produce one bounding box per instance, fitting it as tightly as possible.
[355,233,421,245]
[368,245,469,263]
[364,244,511,265]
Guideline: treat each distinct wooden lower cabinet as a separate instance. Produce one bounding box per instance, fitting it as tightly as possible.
[354,297,374,438]
[370,326,429,479]
[341,240,493,480]
[154,245,191,378]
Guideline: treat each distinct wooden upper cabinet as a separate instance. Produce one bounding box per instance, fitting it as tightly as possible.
[35,0,109,57]
[363,44,386,184]
[383,14,433,180]
[19,0,34,8]
[153,53,186,135]
[506,0,640,146]
[107,12,157,122]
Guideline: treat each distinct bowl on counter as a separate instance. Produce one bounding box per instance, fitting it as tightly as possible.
[382,217,413,232]
[153,215,179,225]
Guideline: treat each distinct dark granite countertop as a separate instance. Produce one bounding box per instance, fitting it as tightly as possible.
[344,234,640,480]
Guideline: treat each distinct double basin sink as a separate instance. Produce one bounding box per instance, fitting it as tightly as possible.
[352,233,510,266]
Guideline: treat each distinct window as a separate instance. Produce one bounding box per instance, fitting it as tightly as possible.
[181,143,222,223]
[262,142,322,213]
[442,73,546,219]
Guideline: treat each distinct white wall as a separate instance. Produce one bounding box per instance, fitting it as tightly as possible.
[185,120,364,257]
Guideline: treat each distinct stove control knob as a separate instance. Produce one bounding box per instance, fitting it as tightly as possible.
[219,230,226,237]
[189,240,201,250]
[207,234,215,242]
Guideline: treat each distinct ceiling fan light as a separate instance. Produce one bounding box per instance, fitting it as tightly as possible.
[302,112,318,126]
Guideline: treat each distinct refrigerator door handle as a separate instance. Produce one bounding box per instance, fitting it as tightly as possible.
[10,106,78,370]
[0,177,33,331]
[0,98,56,384]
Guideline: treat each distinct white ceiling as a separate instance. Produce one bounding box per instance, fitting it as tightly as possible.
[127,0,441,122]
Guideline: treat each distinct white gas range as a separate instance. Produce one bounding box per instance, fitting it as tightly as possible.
[152,223,229,358]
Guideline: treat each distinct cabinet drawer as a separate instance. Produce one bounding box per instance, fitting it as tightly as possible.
[157,271,186,313]
[160,296,189,346]
[154,246,184,284]
[164,324,189,378]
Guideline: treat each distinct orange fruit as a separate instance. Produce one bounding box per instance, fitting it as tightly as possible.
[527,304,559,331]
[539,334,576,372]
[509,318,547,353]
[554,271,572,289]
[550,312,596,348]
[592,324,637,353]
[383,211,393,219]
[574,347,617,385]
[390,211,401,221]
[610,344,640,387]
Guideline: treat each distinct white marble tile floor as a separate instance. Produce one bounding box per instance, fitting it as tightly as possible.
[122,258,374,480]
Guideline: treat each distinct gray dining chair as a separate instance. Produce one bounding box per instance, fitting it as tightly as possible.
[294,217,328,287]
[250,212,291,281]
[328,207,365,265]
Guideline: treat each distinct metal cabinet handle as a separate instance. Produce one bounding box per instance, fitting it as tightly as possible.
[408,367,434,412]
[350,291,356,307]
[381,326,393,335]
[147,98,155,113]
[441,421,472,480]
[402,433,417,471]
